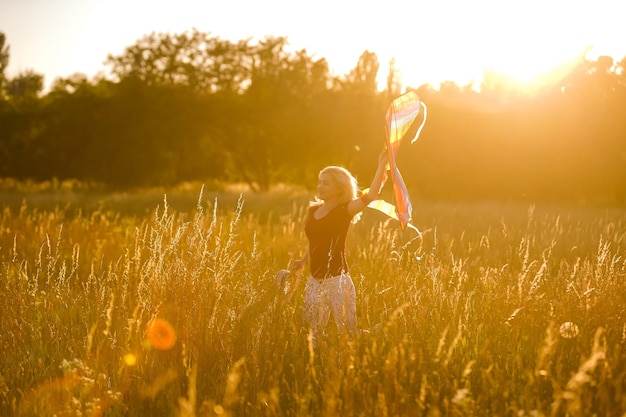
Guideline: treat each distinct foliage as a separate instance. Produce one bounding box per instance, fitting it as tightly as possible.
[104,29,251,94]
[0,32,9,96]
[5,70,44,104]
[0,187,625,416]
[0,30,626,202]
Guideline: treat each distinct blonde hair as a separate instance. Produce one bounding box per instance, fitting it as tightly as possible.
[320,166,358,201]
[312,165,362,223]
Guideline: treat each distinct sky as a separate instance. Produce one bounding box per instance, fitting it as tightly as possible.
[2,0,625,92]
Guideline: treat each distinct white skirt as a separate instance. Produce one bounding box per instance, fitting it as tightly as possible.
[303,273,356,342]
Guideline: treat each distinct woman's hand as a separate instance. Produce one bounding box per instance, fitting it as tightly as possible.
[289,252,308,273]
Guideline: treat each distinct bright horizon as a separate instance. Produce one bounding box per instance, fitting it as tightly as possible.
[2,0,625,93]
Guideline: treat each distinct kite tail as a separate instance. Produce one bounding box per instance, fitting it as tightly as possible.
[412,101,427,143]
[367,91,426,235]
[366,199,422,237]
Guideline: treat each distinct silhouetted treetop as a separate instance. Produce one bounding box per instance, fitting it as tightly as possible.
[105,29,254,93]
[0,32,9,97]
[0,29,625,202]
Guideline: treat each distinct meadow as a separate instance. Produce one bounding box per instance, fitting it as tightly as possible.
[1,180,625,416]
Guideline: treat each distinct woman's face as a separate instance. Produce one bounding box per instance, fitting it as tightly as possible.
[317,172,341,201]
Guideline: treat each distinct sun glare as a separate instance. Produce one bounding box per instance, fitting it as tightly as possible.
[380,31,591,93]
[364,0,616,93]
[5,0,624,94]
[490,55,555,84]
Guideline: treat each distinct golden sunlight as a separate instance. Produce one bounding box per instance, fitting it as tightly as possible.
[372,0,609,92]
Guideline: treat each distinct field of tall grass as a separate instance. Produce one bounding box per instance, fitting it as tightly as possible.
[1,181,625,416]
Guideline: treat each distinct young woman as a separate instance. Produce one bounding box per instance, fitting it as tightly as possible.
[290,151,388,345]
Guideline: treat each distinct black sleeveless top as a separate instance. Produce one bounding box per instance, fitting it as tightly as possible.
[304,202,352,279]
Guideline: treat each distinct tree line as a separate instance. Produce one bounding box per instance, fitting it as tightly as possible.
[1,30,625,203]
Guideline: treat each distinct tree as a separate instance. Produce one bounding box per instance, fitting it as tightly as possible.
[222,36,334,191]
[385,57,402,101]
[0,32,9,98]
[340,50,380,95]
[48,73,91,95]
[5,70,44,104]
[105,29,251,94]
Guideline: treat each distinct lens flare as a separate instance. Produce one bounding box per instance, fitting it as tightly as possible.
[145,318,177,350]
[123,353,137,366]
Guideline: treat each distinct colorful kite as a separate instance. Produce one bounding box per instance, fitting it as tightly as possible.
[369,90,427,234]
